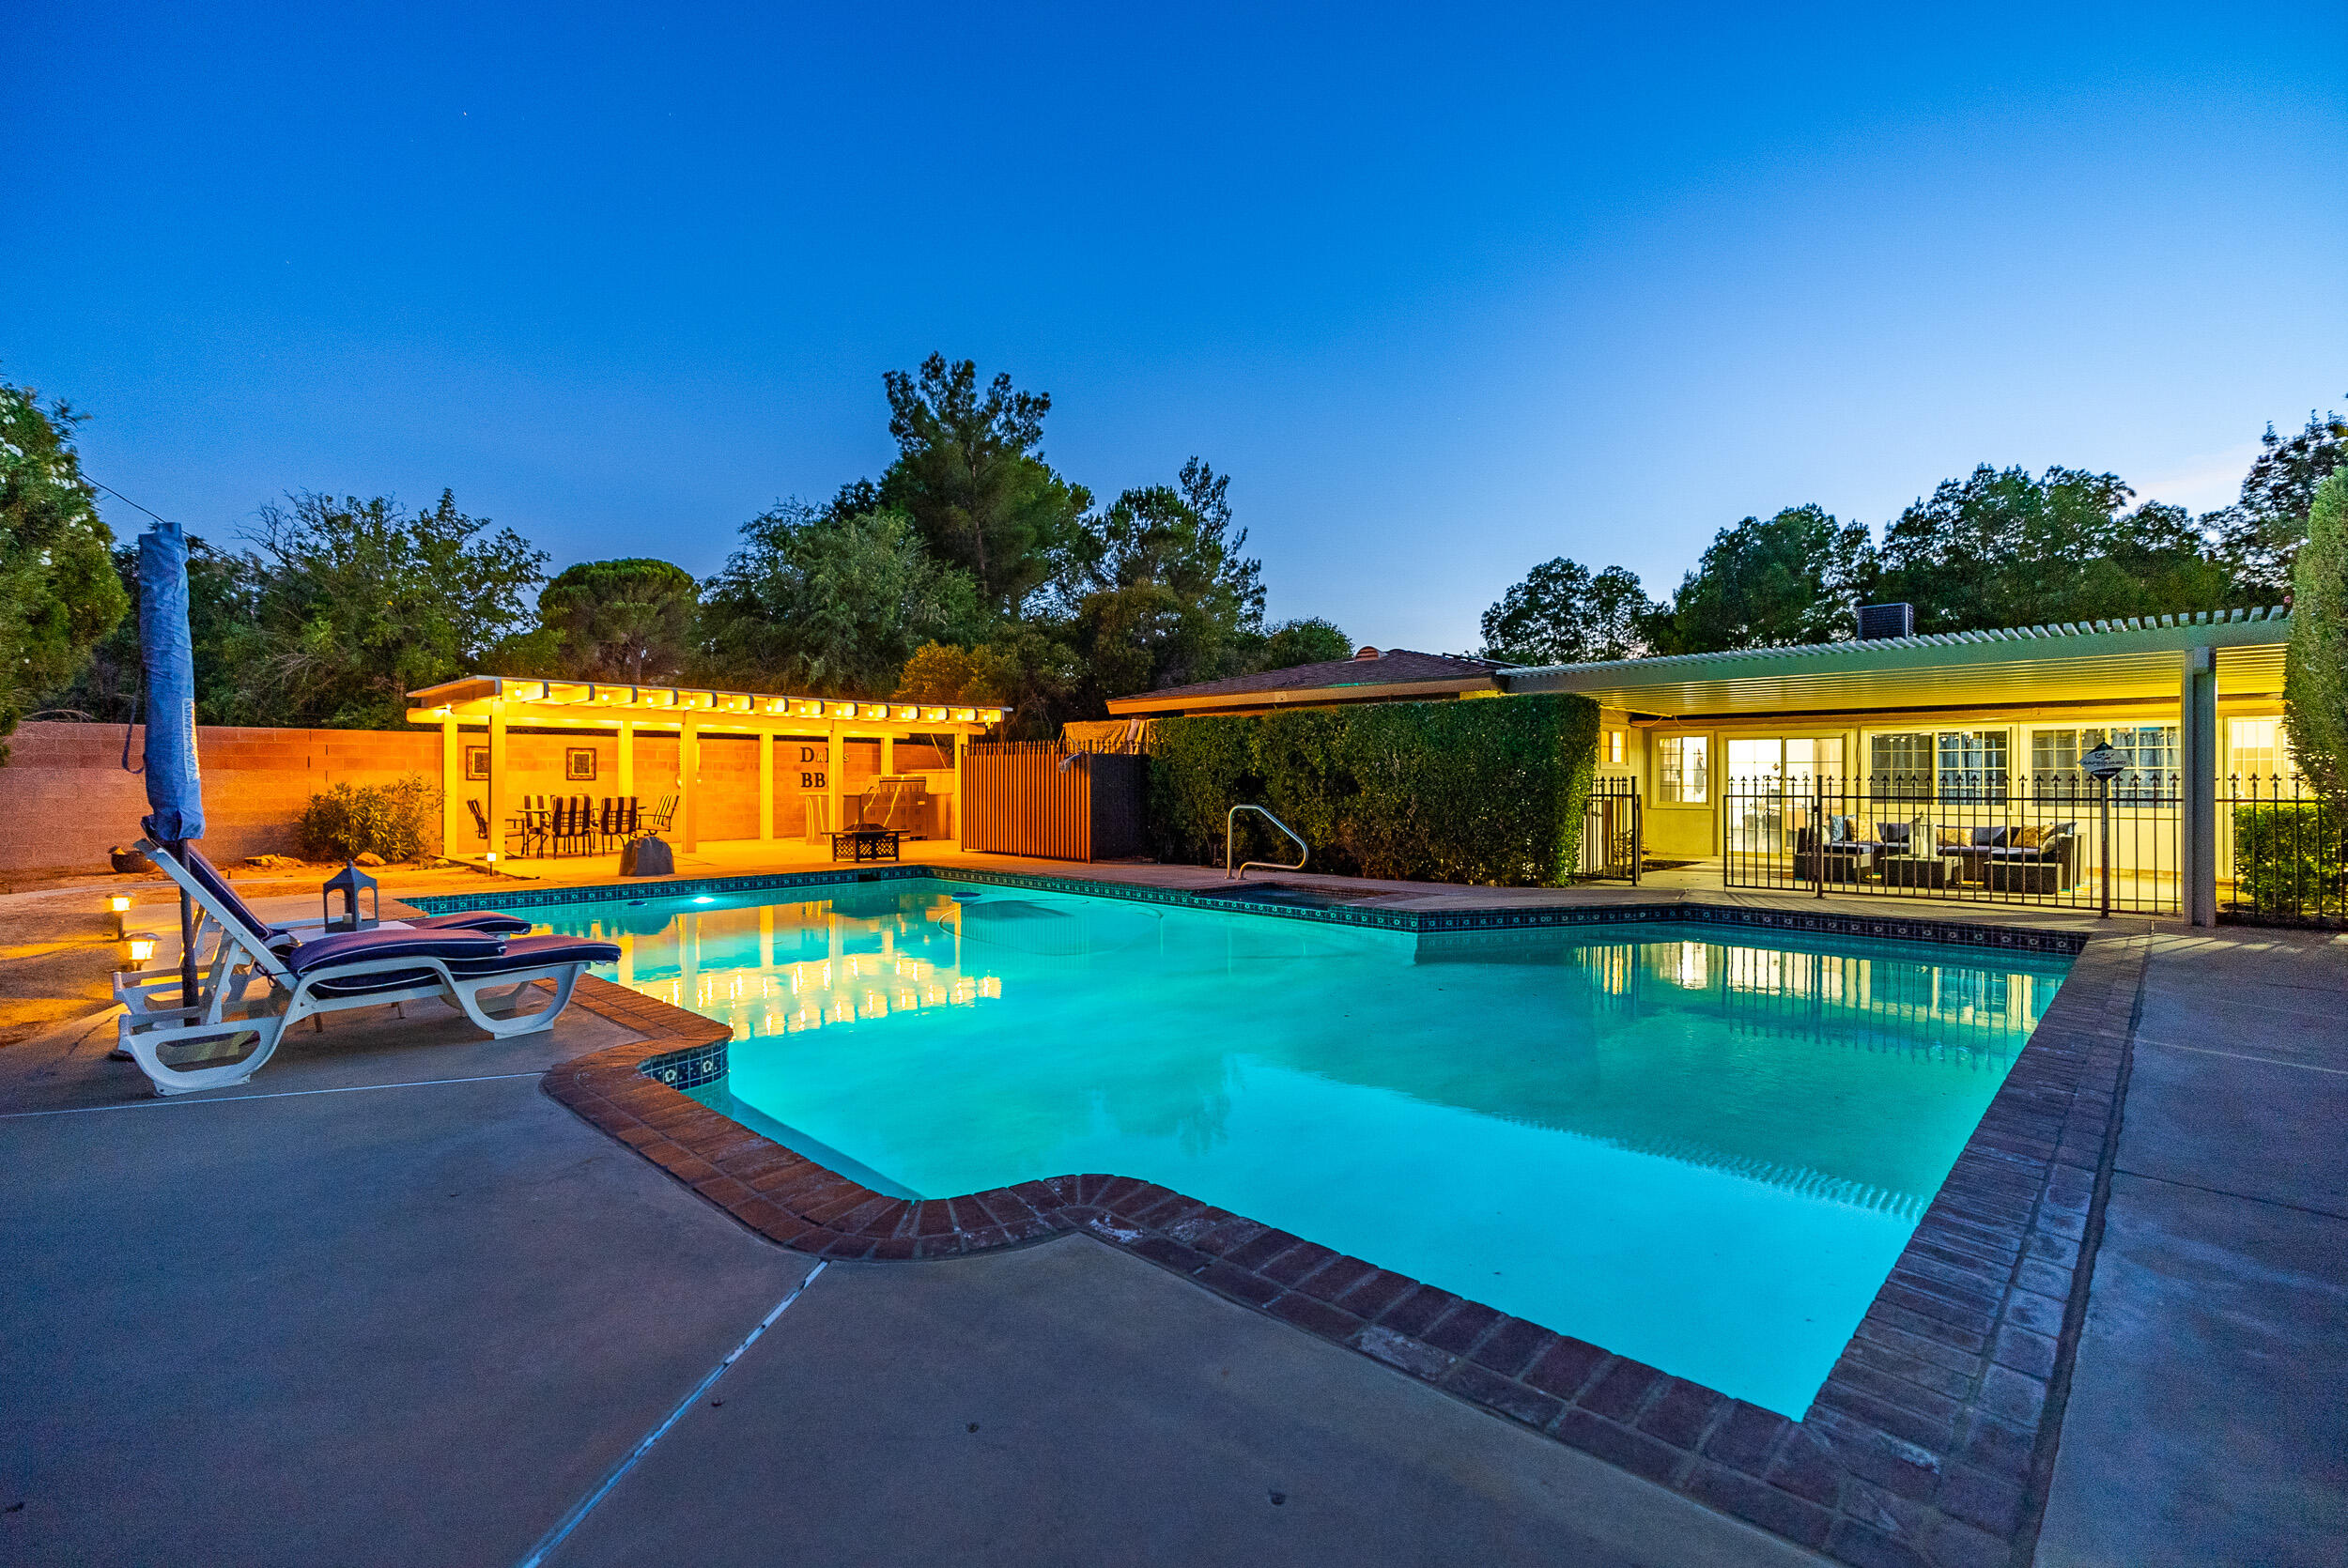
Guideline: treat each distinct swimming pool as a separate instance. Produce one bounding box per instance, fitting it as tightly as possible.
[531,876,2066,1417]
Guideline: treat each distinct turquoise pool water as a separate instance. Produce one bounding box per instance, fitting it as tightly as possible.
[533,877,2065,1416]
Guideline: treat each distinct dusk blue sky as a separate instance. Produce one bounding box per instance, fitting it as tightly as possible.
[10,3,2345,652]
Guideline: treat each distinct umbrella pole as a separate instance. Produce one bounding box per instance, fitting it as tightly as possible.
[177,839,199,1009]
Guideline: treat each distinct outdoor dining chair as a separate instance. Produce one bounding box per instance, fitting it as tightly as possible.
[643,794,678,835]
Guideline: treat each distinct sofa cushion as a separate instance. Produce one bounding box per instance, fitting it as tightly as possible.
[1970,825,2008,847]
[1876,822,1911,848]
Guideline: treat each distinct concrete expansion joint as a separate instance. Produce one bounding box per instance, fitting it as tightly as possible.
[512,1263,828,1568]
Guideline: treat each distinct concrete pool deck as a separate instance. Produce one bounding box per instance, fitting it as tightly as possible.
[0,989,1816,1568]
[3,863,2339,1565]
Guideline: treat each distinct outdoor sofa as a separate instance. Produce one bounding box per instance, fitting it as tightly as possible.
[1796,819,2080,891]
[112,840,618,1097]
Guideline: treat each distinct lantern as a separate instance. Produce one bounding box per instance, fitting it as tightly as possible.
[108,893,132,940]
[322,860,381,933]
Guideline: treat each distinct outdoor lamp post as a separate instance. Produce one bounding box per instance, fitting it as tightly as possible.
[120,931,158,972]
[2079,742,2127,918]
[323,860,381,934]
[108,893,132,940]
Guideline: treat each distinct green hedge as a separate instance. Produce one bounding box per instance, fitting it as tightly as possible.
[2231,801,2348,916]
[1148,694,1600,886]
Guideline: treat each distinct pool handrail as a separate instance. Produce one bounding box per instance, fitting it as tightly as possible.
[1227,805,1307,881]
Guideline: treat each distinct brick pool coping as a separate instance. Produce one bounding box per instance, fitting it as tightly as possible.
[513,878,2141,1568]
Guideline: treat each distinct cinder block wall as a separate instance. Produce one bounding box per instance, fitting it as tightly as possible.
[2,722,444,872]
[3,723,960,873]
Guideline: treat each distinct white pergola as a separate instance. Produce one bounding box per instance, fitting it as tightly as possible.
[406,675,1008,857]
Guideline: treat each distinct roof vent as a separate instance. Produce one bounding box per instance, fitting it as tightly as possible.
[1857,603,1915,640]
[1352,646,1382,661]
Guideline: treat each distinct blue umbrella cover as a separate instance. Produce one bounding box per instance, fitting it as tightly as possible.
[137,520,205,845]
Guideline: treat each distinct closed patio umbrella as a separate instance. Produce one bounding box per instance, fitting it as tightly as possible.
[136,519,205,1005]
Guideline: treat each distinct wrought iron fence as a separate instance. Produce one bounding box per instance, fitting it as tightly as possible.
[1721,772,2181,915]
[2220,774,2347,927]
[1578,776,1642,883]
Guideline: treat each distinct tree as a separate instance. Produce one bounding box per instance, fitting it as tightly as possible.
[1873,465,2231,633]
[2284,469,2348,800]
[2211,407,2348,598]
[1651,504,1875,653]
[1063,458,1267,700]
[965,619,1085,739]
[894,641,987,702]
[1478,558,1652,666]
[536,558,698,682]
[1,382,129,761]
[225,490,547,728]
[878,354,1092,617]
[1259,617,1352,669]
[698,502,986,696]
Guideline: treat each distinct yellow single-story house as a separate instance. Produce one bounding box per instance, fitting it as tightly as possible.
[1507,607,2292,925]
[1110,607,2295,925]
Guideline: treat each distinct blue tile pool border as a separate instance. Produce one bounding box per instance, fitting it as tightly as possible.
[502,867,2138,1566]
[405,862,2090,957]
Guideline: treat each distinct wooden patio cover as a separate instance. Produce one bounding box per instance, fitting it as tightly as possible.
[407,674,1008,856]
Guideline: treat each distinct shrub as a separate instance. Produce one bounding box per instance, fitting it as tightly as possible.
[297,774,442,862]
[2231,801,2348,917]
[1148,694,1599,886]
[1148,707,1264,865]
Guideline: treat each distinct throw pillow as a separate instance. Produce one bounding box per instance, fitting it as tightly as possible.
[2013,824,2045,849]
[1938,825,1970,848]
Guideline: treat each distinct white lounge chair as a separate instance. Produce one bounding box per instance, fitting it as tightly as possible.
[114,839,618,1097]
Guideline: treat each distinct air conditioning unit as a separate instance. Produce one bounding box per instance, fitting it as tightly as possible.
[1858,603,1916,640]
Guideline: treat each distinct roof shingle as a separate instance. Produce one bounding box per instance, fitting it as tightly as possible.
[1114,649,1509,706]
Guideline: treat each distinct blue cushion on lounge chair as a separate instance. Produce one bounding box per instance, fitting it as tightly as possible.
[171,845,281,947]
[283,929,509,976]
[444,934,620,976]
[306,967,443,998]
[308,934,617,998]
[409,912,533,935]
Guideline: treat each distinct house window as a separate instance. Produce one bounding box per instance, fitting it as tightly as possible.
[2226,717,2296,787]
[1868,730,2008,801]
[1606,730,1627,767]
[1725,737,1846,850]
[1938,730,2010,802]
[2031,724,2178,803]
[1659,734,1708,804]
[1868,732,1934,790]
[1729,737,1842,784]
